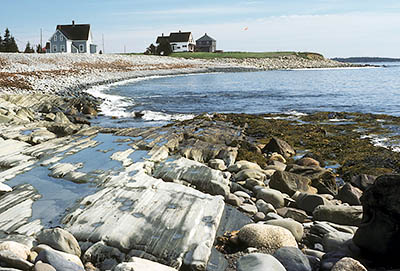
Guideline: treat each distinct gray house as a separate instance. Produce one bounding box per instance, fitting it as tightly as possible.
[196,33,216,52]
[48,21,97,53]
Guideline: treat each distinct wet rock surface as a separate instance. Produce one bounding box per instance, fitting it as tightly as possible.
[1,90,400,270]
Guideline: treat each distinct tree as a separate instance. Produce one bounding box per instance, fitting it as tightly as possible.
[36,44,43,53]
[24,41,34,53]
[0,35,3,52]
[144,43,156,55]
[3,28,19,52]
[156,40,172,56]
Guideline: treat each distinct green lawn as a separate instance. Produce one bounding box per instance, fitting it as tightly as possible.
[169,51,324,59]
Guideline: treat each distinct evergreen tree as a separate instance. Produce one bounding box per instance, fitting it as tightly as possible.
[24,41,34,53]
[3,28,19,52]
[156,40,172,56]
[9,37,19,52]
[144,43,156,55]
[3,28,11,52]
[0,35,3,52]
[36,44,43,53]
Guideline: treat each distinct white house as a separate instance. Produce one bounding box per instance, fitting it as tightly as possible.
[48,21,97,53]
[156,31,195,53]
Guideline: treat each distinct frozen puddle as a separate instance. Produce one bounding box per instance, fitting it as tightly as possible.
[4,133,148,227]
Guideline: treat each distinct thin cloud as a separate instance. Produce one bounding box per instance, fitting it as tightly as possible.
[112,6,261,16]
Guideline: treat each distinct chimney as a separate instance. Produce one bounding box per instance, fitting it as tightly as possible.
[179,30,181,33]
[162,33,164,37]
[72,20,75,26]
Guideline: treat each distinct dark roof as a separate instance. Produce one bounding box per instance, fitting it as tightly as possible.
[56,23,90,40]
[196,33,216,42]
[156,36,169,44]
[169,32,192,42]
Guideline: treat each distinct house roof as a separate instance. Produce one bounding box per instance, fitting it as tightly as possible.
[196,33,216,42]
[169,32,192,42]
[56,23,90,40]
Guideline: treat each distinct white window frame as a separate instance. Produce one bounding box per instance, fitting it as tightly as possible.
[54,34,57,41]
[79,44,84,52]
[53,45,57,52]
[60,35,63,41]
[60,45,65,52]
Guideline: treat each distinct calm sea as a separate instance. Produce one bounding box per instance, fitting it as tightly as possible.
[88,63,400,127]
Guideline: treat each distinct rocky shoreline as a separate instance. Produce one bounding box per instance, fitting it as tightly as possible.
[0,54,398,271]
[0,53,363,94]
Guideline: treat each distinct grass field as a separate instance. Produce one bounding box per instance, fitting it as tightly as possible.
[169,51,324,60]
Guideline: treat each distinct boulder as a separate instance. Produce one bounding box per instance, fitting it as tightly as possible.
[337,183,362,206]
[313,205,363,226]
[353,174,400,266]
[322,231,353,252]
[350,174,376,191]
[228,160,262,173]
[83,241,125,271]
[0,250,34,270]
[276,207,309,223]
[265,219,304,242]
[268,153,287,164]
[238,224,297,253]
[296,157,320,167]
[262,137,295,159]
[294,193,331,214]
[236,253,286,271]
[30,129,57,144]
[273,247,312,271]
[256,200,276,216]
[239,204,258,215]
[331,257,367,271]
[33,245,84,271]
[113,258,176,271]
[287,164,338,195]
[270,171,315,196]
[34,261,56,271]
[0,241,30,260]
[256,188,285,209]
[36,228,81,257]
[235,169,266,182]
[208,159,227,171]
[225,193,243,207]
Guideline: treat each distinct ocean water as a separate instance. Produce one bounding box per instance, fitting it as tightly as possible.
[87,63,400,127]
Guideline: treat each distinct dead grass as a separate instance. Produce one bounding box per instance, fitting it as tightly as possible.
[0,72,33,90]
[0,57,9,68]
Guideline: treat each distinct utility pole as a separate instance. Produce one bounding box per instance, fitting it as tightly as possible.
[40,28,42,50]
[102,34,105,53]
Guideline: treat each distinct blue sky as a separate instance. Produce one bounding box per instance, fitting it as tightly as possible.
[2,0,400,57]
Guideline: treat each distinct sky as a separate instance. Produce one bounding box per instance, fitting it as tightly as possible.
[2,0,400,57]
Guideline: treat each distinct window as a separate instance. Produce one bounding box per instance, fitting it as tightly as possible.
[54,35,57,41]
[183,45,187,48]
[53,45,57,52]
[60,45,65,52]
[60,35,63,41]
[79,44,84,52]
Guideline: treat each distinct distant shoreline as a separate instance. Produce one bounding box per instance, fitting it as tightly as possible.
[332,57,400,63]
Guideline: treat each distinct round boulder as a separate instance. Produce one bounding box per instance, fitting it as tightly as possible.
[238,224,297,254]
[265,219,304,242]
[36,228,81,257]
[331,257,367,271]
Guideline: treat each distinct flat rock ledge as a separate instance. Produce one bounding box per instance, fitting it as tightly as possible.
[63,170,225,270]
